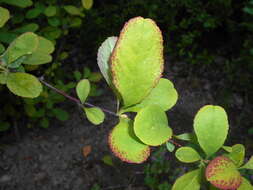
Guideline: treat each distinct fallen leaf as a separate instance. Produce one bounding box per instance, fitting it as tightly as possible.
[82,145,92,157]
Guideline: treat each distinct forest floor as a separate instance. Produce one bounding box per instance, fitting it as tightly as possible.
[0,57,252,190]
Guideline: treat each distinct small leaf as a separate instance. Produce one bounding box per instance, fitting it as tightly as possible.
[102,155,114,167]
[82,0,93,10]
[172,169,201,190]
[97,36,118,85]
[237,177,253,190]
[222,146,232,153]
[40,118,49,128]
[0,7,10,28]
[74,71,82,81]
[193,105,229,157]
[175,147,201,163]
[166,141,175,152]
[205,156,242,190]
[134,105,172,146]
[111,17,164,107]
[88,72,102,82]
[12,23,39,33]
[109,117,150,163]
[1,0,33,8]
[25,8,42,19]
[4,32,39,64]
[6,72,42,98]
[0,43,5,54]
[44,6,57,17]
[63,6,84,17]
[52,108,69,121]
[227,144,245,167]
[84,107,104,125]
[82,145,92,157]
[240,156,253,170]
[174,133,193,141]
[76,79,90,104]
[122,78,178,112]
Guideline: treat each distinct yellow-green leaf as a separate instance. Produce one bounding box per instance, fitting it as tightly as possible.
[227,144,245,167]
[175,147,201,163]
[84,107,104,125]
[237,177,253,190]
[172,169,201,190]
[6,72,42,98]
[76,79,90,104]
[240,156,253,170]
[0,7,10,28]
[82,0,93,10]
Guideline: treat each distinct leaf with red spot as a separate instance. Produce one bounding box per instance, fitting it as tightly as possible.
[110,16,164,107]
[108,117,150,163]
[205,156,242,190]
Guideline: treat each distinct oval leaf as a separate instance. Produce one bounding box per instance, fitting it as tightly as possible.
[109,117,150,163]
[97,36,118,85]
[175,147,201,163]
[172,169,201,190]
[5,32,39,64]
[227,144,245,167]
[76,79,90,104]
[121,78,178,113]
[134,105,172,146]
[111,16,164,107]
[6,72,42,98]
[82,0,93,10]
[237,177,253,190]
[63,5,84,17]
[205,156,242,190]
[193,105,229,157]
[84,107,104,125]
[0,7,10,28]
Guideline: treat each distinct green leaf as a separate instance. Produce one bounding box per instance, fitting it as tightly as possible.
[69,17,82,28]
[0,32,17,44]
[205,156,242,190]
[74,71,82,81]
[84,107,104,125]
[0,43,5,54]
[97,36,118,85]
[82,0,93,10]
[44,6,57,17]
[227,144,245,167]
[23,52,52,65]
[88,72,102,82]
[134,105,172,146]
[0,73,8,84]
[42,26,61,40]
[1,0,33,8]
[12,23,39,33]
[240,156,253,170]
[25,8,42,19]
[6,72,42,98]
[102,155,114,167]
[237,177,253,190]
[222,146,232,152]
[174,133,193,141]
[52,108,69,121]
[175,147,201,163]
[0,121,10,132]
[76,79,90,104]
[193,105,229,157]
[243,7,253,15]
[122,78,178,112]
[0,6,10,28]
[63,5,84,17]
[109,117,150,163]
[23,36,54,65]
[172,169,201,190]
[166,141,175,152]
[4,32,39,64]
[111,17,164,107]
[48,17,61,27]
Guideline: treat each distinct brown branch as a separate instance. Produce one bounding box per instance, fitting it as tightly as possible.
[39,77,119,117]
[169,139,182,147]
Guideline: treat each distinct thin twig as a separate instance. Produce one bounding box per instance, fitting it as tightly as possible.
[169,139,182,147]
[39,77,118,117]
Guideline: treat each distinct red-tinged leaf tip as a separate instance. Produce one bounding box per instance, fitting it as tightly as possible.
[206,156,242,190]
